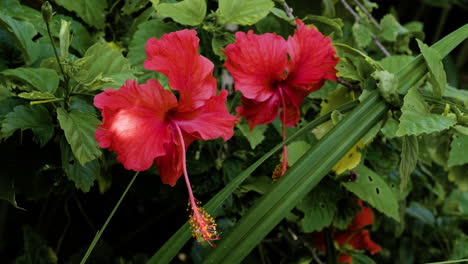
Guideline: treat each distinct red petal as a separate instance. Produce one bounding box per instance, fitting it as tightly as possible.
[224,31,288,102]
[347,230,382,255]
[286,20,339,92]
[174,90,237,141]
[237,94,280,130]
[94,79,177,171]
[349,199,375,230]
[338,255,352,264]
[144,30,216,111]
[155,131,196,186]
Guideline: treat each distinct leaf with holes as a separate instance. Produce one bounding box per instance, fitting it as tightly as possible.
[1,105,54,146]
[343,164,400,221]
[397,87,456,136]
[297,180,340,232]
[57,107,102,165]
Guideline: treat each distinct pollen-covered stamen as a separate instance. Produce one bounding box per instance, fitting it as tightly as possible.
[174,123,220,247]
[278,87,289,176]
[188,200,220,247]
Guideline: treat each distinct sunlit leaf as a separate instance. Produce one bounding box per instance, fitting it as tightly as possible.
[54,0,108,29]
[217,0,274,25]
[2,68,59,94]
[237,123,267,150]
[417,39,447,98]
[156,0,206,26]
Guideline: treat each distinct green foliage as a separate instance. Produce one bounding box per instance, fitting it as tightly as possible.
[448,133,468,167]
[217,0,274,25]
[16,226,58,264]
[399,135,419,194]
[0,105,54,146]
[155,0,206,26]
[237,123,267,150]
[2,68,59,94]
[343,164,400,221]
[57,107,102,165]
[397,87,456,136]
[54,0,108,29]
[417,39,447,98]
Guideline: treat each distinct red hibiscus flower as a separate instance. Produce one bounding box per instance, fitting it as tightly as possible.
[313,199,382,263]
[223,19,338,176]
[94,30,237,247]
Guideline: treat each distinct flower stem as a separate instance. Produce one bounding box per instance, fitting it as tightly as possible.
[278,88,288,176]
[80,171,139,264]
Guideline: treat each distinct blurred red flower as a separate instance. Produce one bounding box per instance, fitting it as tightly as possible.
[313,199,382,263]
[94,30,237,246]
[224,19,339,176]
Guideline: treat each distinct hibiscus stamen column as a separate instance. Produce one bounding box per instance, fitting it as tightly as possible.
[173,123,220,247]
[278,88,289,176]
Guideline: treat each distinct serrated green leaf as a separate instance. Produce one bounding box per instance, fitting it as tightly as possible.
[343,164,400,221]
[297,180,339,232]
[334,43,381,84]
[18,91,56,100]
[217,0,274,25]
[0,104,54,146]
[380,55,414,74]
[0,84,12,100]
[448,165,468,191]
[75,43,137,91]
[237,123,267,150]
[417,39,447,98]
[379,14,405,42]
[0,13,39,65]
[156,0,206,26]
[127,19,177,81]
[352,23,372,48]
[54,0,108,29]
[60,137,99,192]
[57,107,101,165]
[270,8,293,23]
[448,133,468,167]
[2,68,59,94]
[399,135,419,193]
[397,87,456,136]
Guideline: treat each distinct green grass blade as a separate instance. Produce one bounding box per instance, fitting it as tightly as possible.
[147,101,358,264]
[204,91,387,263]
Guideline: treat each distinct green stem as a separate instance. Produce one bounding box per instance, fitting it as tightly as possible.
[324,228,337,264]
[80,172,139,264]
[30,98,65,105]
[426,259,468,264]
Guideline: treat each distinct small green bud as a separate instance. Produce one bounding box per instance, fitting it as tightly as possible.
[41,1,53,23]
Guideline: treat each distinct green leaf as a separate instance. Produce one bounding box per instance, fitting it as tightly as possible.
[297,180,339,232]
[448,133,468,167]
[0,172,18,208]
[127,19,177,81]
[56,107,102,165]
[0,13,39,65]
[2,68,59,94]
[351,253,377,264]
[237,123,267,150]
[55,15,95,56]
[397,87,456,136]
[448,165,468,191]
[217,0,274,25]
[54,0,108,29]
[211,32,235,59]
[0,104,54,146]
[372,70,400,105]
[405,202,435,226]
[380,55,414,74]
[287,141,311,165]
[417,39,447,98]
[18,92,56,100]
[343,164,400,221]
[75,43,137,91]
[60,137,99,192]
[0,84,12,100]
[399,135,419,194]
[122,0,150,15]
[16,226,58,264]
[303,15,343,37]
[379,14,405,42]
[451,235,468,260]
[156,0,206,26]
[334,43,381,83]
[352,23,372,48]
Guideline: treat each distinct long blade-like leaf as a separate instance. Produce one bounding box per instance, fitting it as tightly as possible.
[147,101,358,264]
[204,25,468,263]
